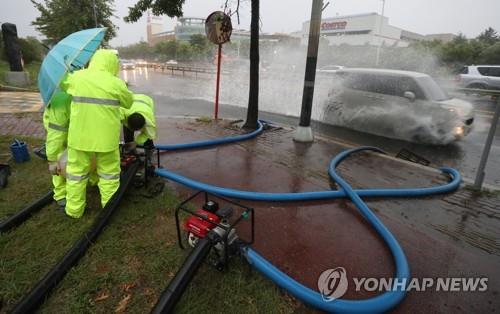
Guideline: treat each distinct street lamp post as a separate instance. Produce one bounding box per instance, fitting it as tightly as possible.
[92,0,98,27]
[294,0,323,142]
[474,96,500,190]
[375,0,386,66]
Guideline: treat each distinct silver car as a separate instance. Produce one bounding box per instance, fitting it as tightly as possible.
[120,59,136,70]
[323,68,475,145]
[457,65,500,90]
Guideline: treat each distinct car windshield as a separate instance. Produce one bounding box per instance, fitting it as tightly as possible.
[416,76,450,101]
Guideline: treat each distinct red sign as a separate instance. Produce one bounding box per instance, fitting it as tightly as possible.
[321,21,347,31]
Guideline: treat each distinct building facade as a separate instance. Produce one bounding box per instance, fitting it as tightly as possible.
[146,13,175,46]
[301,12,455,47]
[147,12,456,47]
[147,15,251,46]
[301,13,410,47]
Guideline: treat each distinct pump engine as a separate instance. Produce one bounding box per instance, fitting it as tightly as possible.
[183,200,238,270]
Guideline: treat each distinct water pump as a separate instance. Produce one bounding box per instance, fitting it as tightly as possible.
[151,192,254,313]
[183,200,239,270]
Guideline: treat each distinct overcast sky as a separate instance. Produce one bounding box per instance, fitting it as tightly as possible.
[1,0,499,46]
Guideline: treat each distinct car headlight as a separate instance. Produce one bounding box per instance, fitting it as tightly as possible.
[454,126,465,137]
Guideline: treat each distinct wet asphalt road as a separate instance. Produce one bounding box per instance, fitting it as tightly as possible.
[123,67,500,186]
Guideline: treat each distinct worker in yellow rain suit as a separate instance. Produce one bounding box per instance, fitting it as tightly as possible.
[42,90,72,208]
[120,94,156,151]
[61,49,133,218]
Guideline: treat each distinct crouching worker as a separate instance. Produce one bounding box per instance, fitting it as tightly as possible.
[42,90,71,209]
[120,94,157,152]
[61,49,133,218]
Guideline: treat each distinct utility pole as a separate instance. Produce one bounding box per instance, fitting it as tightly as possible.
[375,0,385,66]
[474,96,500,190]
[293,0,323,142]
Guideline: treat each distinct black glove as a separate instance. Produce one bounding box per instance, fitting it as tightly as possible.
[123,142,137,155]
[143,139,155,150]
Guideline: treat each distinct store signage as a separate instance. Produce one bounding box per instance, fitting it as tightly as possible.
[321,21,347,31]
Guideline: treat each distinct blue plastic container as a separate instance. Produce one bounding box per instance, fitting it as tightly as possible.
[10,139,30,163]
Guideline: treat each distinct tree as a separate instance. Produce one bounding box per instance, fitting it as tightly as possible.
[154,40,178,60]
[177,42,193,61]
[189,34,207,48]
[31,0,117,43]
[124,0,185,23]
[18,36,44,64]
[116,41,154,60]
[478,42,500,64]
[0,32,4,61]
[243,0,259,129]
[477,27,499,46]
[439,35,480,66]
[189,34,213,61]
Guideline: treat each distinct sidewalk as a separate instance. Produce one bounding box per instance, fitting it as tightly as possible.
[0,112,45,138]
[0,91,44,139]
[156,117,500,313]
[0,91,43,114]
[1,112,499,313]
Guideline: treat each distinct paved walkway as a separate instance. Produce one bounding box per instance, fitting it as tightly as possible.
[0,92,43,113]
[0,112,45,138]
[1,111,499,313]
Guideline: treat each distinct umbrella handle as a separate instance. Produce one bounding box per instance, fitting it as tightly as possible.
[63,55,72,72]
[63,55,81,73]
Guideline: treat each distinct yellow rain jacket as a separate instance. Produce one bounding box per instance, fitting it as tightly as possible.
[120,94,156,144]
[61,49,133,152]
[42,90,72,202]
[61,49,133,218]
[43,91,72,161]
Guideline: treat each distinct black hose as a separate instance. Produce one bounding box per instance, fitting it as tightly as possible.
[0,190,54,233]
[11,161,141,313]
[151,237,213,314]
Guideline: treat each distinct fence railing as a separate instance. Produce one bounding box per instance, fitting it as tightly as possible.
[453,87,500,97]
[137,62,230,76]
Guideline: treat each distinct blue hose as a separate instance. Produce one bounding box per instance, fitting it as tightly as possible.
[155,163,460,201]
[245,146,413,313]
[154,127,461,313]
[155,120,264,151]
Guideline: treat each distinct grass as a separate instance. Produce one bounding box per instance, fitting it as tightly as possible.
[0,135,298,313]
[0,135,50,219]
[0,60,40,90]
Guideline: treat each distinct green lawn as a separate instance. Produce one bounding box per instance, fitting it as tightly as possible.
[0,135,298,313]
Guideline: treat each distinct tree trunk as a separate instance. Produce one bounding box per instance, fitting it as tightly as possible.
[243,0,259,129]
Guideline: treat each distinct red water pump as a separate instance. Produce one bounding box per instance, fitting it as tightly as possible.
[174,194,255,271]
[182,200,239,269]
[184,200,223,247]
[153,192,255,313]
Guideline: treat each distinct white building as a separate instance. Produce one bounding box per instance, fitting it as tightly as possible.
[301,12,417,47]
